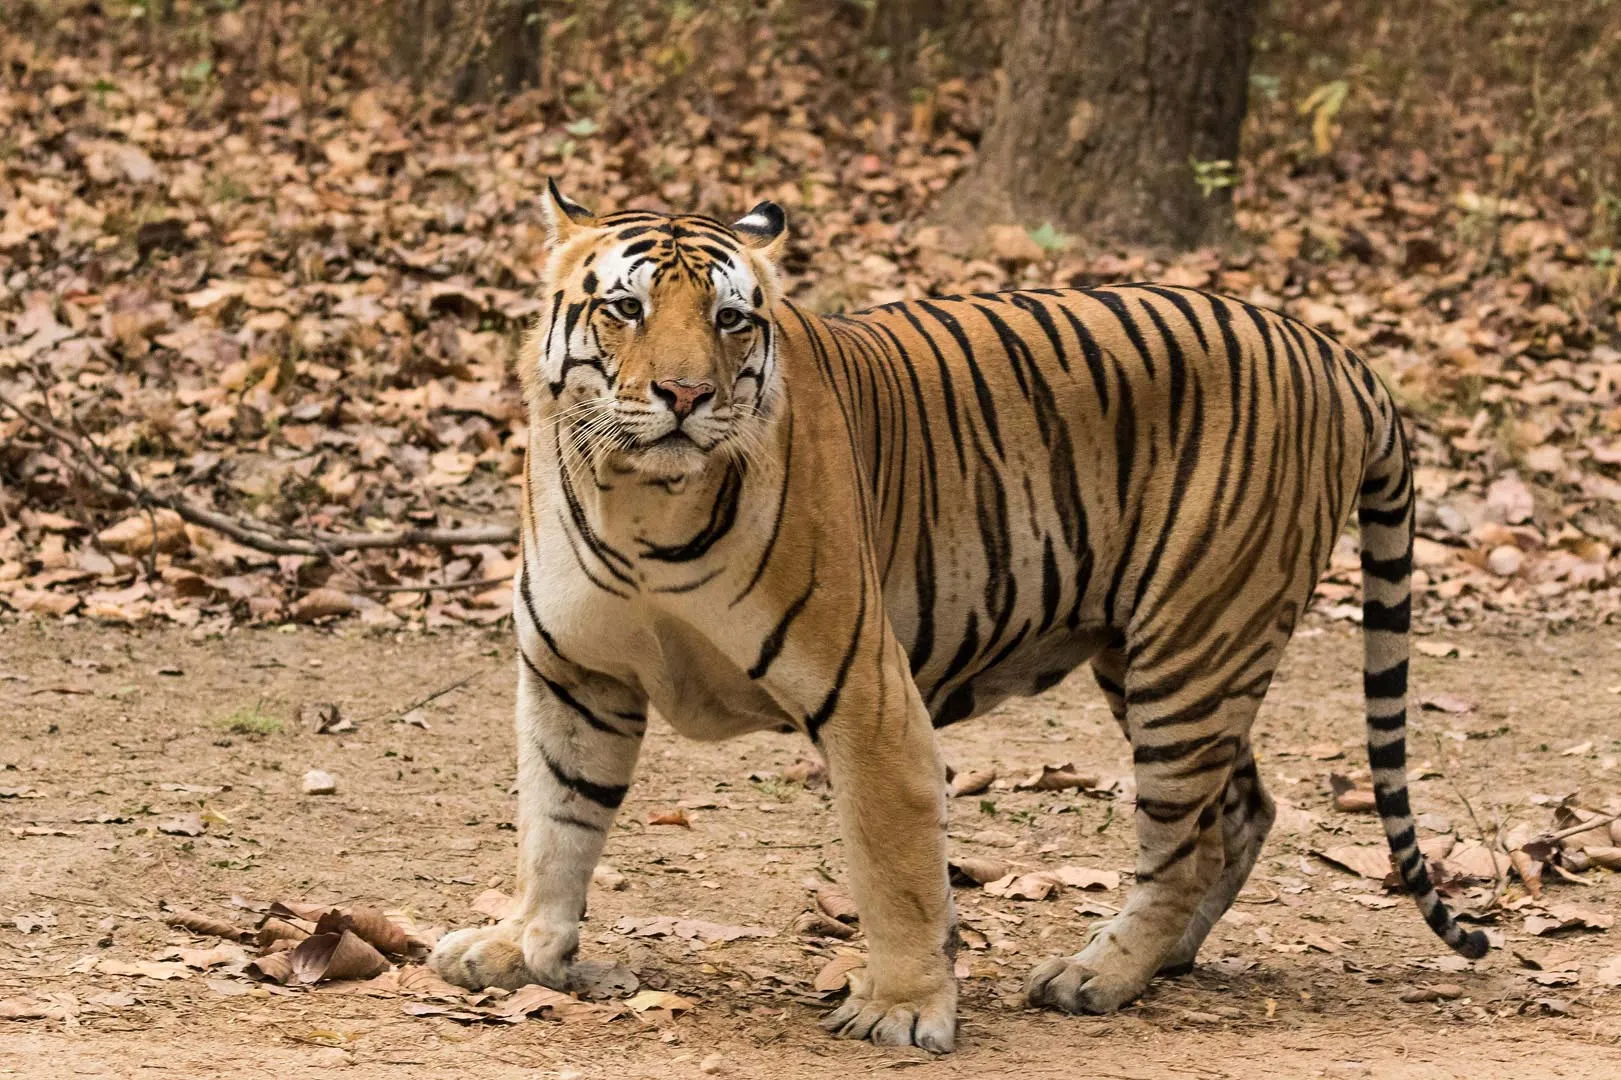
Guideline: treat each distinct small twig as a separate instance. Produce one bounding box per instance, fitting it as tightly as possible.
[1541,809,1621,845]
[371,670,487,725]
[1431,732,1505,906]
[0,389,517,556]
[354,575,513,595]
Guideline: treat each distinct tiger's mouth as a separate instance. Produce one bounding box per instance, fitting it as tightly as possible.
[616,425,716,478]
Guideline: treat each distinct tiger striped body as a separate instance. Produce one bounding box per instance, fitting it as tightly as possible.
[428,188,1486,1053]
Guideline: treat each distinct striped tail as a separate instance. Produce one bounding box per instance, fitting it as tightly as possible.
[1358,412,1489,960]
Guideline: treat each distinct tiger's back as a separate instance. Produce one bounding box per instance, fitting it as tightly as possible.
[793,285,1379,727]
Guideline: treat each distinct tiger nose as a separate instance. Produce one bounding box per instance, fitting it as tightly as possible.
[651,379,715,419]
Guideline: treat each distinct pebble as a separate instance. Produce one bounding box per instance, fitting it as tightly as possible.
[1486,544,1523,577]
[1400,983,1464,1003]
[301,769,337,795]
[699,1054,726,1075]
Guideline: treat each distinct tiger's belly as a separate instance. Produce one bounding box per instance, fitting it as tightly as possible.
[924,627,1113,727]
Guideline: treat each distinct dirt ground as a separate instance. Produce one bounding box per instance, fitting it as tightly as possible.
[2,616,1619,1079]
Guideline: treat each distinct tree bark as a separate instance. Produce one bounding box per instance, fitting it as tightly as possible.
[935,0,1257,249]
[394,0,544,101]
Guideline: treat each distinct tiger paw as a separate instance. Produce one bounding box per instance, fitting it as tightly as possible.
[427,920,572,992]
[1024,955,1147,1014]
[818,969,956,1053]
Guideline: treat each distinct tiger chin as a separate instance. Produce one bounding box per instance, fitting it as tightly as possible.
[427,181,1488,1053]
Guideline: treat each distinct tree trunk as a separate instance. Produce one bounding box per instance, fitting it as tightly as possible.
[935,0,1257,249]
[394,0,544,101]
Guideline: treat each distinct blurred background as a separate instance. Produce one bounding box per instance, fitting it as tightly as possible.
[1,0,1618,630]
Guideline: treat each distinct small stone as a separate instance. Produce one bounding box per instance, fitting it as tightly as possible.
[593,863,626,891]
[1430,983,1464,1000]
[699,1053,726,1075]
[1400,987,1443,1003]
[302,769,337,796]
[558,1071,584,1080]
[1486,544,1523,577]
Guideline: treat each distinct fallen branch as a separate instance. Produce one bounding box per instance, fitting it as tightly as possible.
[0,389,518,556]
[354,575,514,595]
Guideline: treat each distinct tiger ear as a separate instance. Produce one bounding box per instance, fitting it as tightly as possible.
[542,178,596,246]
[733,201,788,261]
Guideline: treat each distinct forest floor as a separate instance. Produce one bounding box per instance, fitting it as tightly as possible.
[2,617,1619,1079]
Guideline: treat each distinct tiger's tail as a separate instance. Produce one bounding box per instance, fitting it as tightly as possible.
[1358,404,1489,960]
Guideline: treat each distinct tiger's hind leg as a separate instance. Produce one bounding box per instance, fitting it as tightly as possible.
[1027,685,1266,1014]
[1156,741,1275,976]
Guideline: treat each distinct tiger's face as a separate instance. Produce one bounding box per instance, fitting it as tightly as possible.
[527,182,788,479]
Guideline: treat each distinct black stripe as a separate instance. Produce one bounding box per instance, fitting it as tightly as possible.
[1367,738,1406,770]
[749,564,817,680]
[521,650,635,738]
[1358,504,1407,528]
[1363,597,1411,633]
[638,462,744,562]
[1363,660,1408,699]
[547,811,604,831]
[806,573,869,742]
[543,750,627,810]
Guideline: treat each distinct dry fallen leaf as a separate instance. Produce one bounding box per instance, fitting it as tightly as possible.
[813,954,864,992]
[163,907,250,941]
[1015,763,1098,792]
[156,813,206,836]
[948,856,1012,885]
[949,768,997,797]
[792,910,855,939]
[1524,904,1614,937]
[814,887,859,924]
[290,929,389,984]
[983,872,1059,901]
[91,958,191,980]
[624,989,697,1016]
[1313,845,1393,880]
[612,916,775,943]
[1050,866,1121,891]
[646,807,691,828]
[1419,693,1476,714]
[471,889,517,921]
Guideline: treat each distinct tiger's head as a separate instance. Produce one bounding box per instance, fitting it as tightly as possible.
[524,181,788,479]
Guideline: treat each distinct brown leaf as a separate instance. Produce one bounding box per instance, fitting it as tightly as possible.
[949,768,997,797]
[624,989,696,1016]
[566,959,639,1000]
[93,958,190,980]
[163,907,250,941]
[171,943,248,969]
[646,807,691,827]
[815,887,860,924]
[1313,845,1392,880]
[97,509,186,554]
[1015,763,1098,792]
[1524,904,1614,937]
[813,954,864,992]
[256,915,314,948]
[983,871,1059,901]
[792,910,855,939]
[156,812,206,836]
[1050,866,1121,891]
[1442,841,1509,882]
[948,856,1011,885]
[290,929,389,984]
[246,951,296,984]
[341,907,409,956]
[471,889,517,921]
[1509,848,1544,899]
[611,916,775,943]
[292,588,355,623]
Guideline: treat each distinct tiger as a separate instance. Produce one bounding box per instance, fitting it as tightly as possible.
[427,181,1488,1053]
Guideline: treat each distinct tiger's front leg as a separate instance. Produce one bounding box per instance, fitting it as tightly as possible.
[815,645,957,1053]
[430,653,645,992]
